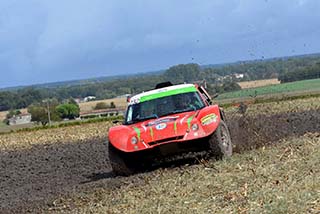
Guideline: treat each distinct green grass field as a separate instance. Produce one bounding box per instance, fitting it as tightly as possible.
[217,78,320,100]
[0,122,35,133]
[0,122,11,133]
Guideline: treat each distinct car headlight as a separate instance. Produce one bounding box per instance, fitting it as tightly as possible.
[191,124,199,131]
[131,136,138,144]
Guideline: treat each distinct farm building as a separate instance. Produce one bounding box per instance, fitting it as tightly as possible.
[83,96,96,102]
[234,73,244,79]
[8,113,32,125]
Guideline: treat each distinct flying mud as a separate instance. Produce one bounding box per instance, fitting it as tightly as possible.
[0,109,319,213]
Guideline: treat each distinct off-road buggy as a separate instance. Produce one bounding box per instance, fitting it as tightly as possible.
[108,82,232,175]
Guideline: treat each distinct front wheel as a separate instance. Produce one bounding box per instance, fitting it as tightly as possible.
[209,120,232,159]
[108,142,136,176]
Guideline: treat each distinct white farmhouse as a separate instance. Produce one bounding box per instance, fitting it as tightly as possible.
[8,113,32,125]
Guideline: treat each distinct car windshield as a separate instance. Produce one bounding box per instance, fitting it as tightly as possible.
[125,92,205,124]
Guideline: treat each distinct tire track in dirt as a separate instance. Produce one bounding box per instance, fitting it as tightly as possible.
[1,109,319,213]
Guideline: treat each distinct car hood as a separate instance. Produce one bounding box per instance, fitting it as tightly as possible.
[129,111,198,143]
[108,105,221,152]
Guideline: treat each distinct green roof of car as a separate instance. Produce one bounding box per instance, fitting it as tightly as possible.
[129,84,197,105]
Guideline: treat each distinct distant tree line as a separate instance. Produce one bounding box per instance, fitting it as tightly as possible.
[1,54,320,111]
[278,62,320,83]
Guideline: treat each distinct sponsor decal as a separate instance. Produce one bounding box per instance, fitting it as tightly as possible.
[180,115,188,124]
[201,113,217,125]
[187,115,194,129]
[146,117,178,127]
[155,123,167,130]
[129,97,140,105]
[174,121,178,134]
[150,127,154,140]
[133,127,141,140]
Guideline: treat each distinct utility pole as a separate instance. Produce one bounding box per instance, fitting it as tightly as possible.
[46,100,51,126]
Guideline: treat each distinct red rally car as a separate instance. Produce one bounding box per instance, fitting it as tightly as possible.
[108,82,232,175]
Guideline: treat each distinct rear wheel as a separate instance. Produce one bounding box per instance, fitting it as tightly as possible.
[209,120,232,159]
[108,142,136,176]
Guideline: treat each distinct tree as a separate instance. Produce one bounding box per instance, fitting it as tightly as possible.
[94,102,109,110]
[56,103,80,119]
[28,100,60,126]
[6,109,21,119]
[3,109,21,125]
[278,62,320,83]
[222,81,241,92]
[0,54,320,111]
[163,63,201,83]
[28,105,49,126]
[67,98,78,105]
[110,102,116,108]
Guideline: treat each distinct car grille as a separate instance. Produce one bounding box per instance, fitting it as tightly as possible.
[148,135,184,146]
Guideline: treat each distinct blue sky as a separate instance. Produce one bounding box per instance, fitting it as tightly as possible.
[0,0,320,88]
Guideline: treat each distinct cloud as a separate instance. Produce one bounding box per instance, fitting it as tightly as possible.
[0,0,320,87]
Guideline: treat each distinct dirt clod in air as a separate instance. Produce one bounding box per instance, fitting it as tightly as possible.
[226,109,320,152]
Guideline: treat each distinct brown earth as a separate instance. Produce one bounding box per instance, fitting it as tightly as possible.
[79,97,127,112]
[0,109,320,213]
[227,109,320,152]
[238,78,280,89]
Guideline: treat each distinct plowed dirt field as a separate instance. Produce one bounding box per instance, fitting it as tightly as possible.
[1,97,319,213]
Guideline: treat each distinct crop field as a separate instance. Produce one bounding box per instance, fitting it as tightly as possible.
[238,78,280,89]
[217,78,320,100]
[0,111,7,121]
[79,97,127,112]
[0,97,319,213]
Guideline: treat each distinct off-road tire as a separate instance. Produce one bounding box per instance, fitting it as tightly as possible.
[209,120,232,159]
[108,142,136,176]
